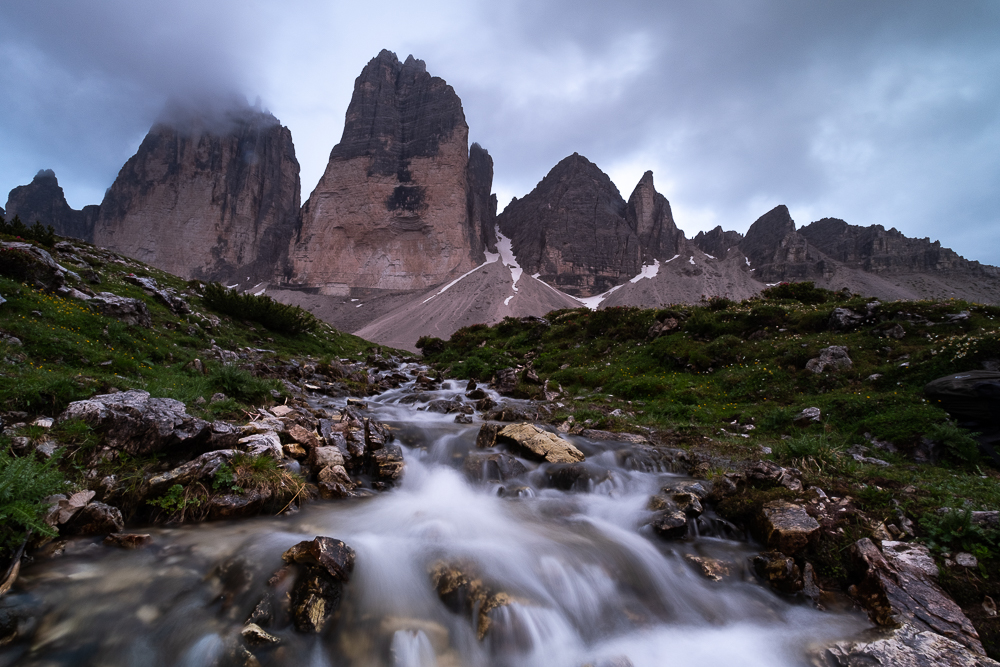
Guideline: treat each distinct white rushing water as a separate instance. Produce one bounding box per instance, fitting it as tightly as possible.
[0,375,869,667]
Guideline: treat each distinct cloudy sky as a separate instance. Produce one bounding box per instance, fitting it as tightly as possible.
[2,1,999,264]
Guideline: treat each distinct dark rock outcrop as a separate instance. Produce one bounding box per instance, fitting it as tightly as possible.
[693,226,743,258]
[93,98,300,284]
[4,170,100,242]
[286,51,494,296]
[799,217,993,276]
[498,155,684,297]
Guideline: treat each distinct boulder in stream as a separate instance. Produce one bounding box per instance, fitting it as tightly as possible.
[495,423,585,463]
[282,537,356,634]
[463,452,527,483]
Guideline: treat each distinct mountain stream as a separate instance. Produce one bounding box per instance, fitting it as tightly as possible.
[0,371,869,667]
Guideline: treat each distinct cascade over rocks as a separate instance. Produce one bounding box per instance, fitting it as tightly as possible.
[4,170,100,242]
[286,50,495,296]
[93,98,301,284]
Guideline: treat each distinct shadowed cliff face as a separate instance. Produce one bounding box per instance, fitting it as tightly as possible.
[287,50,494,295]
[497,154,683,297]
[799,217,995,276]
[5,170,99,242]
[92,101,301,284]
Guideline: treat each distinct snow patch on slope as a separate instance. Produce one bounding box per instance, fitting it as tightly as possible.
[422,257,496,304]
[630,259,660,283]
[495,226,522,294]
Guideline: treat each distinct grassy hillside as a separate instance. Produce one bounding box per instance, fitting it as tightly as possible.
[0,231,386,554]
[420,282,1000,652]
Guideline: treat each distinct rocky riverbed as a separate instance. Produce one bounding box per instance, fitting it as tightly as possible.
[0,356,996,666]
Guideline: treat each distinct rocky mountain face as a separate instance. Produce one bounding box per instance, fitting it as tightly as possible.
[497,154,683,297]
[798,218,998,277]
[693,226,743,259]
[92,100,300,284]
[285,51,495,296]
[5,170,100,242]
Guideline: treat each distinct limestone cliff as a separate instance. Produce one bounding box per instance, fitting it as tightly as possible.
[92,99,300,283]
[5,170,99,241]
[497,155,683,296]
[286,51,494,295]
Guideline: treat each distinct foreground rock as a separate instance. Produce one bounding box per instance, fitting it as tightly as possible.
[851,537,986,655]
[757,500,819,554]
[282,537,355,633]
[478,423,585,463]
[429,560,516,641]
[58,390,229,456]
[816,624,1000,666]
[0,241,75,291]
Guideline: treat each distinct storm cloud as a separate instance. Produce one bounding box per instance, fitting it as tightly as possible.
[2,0,998,263]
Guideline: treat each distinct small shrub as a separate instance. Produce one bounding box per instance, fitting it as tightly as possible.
[147,484,201,513]
[761,281,835,304]
[921,509,997,562]
[209,364,274,404]
[202,282,319,335]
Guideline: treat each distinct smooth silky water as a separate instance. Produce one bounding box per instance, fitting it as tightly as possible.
[0,375,870,666]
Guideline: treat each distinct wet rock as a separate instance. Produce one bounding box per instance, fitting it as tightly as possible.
[757,500,819,554]
[103,533,151,549]
[817,623,1000,667]
[463,452,527,483]
[544,463,608,491]
[806,345,853,373]
[364,418,391,451]
[454,414,473,424]
[650,510,689,539]
[850,537,985,655]
[62,501,124,536]
[466,388,488,400]
[493,368,518,395]
[317,465,353,499]
[476,397,498,412]
[367,443,405,486]
[429,560,515,641]
[426,398,472,414]
[496,423,585,463]
[310,446,345,469]
[288,424,320,449]
[207,489,272,520]
[89,292,152,327]
[282,537,356,634]
[242,622,280,646]
[476,423,499,449]
[58,389,215,456]
[794,407,822,426]
[683,554,733,582]
[752,551,802,594]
